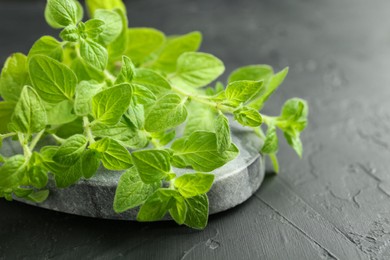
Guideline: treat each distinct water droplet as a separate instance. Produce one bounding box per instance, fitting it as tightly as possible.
[205,239,220,250]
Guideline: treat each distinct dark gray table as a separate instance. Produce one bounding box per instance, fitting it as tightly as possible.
[1,0,390,259]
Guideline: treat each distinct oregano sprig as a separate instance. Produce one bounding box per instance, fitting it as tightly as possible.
[0,0,308,229]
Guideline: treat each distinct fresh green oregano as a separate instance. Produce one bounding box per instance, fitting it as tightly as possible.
[0,0,308,229]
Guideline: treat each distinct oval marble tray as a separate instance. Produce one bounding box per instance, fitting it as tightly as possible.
[1,125,265,220]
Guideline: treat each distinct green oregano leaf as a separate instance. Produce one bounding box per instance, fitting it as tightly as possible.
[10,86,47,134]
[85,0,126,16]
[113,167,160,213]
[144,93,187,132]
[0,53,29,102]
[174,173,215,198]
[169,195,187,225]
[261,125,278,154]
[94,9,123,46]
[28,36,64,62]
[89,137,133,170]
[126,28,165,65]
[0,155,26,189]
[52,134,87,165]
[170,52,225,89]
[115,56,135,84]
[215,113,231,153]
[132,149,171,183]
[92,83,132,125]
[0,101,15,134]
[137,189,177,222]
[171,131,238,172]
[184,194,209,230]
[45,0,83,28]
[233,106,263,127]
[29,55,77,103]
[79,38,108,71]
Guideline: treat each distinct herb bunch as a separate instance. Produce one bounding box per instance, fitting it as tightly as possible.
[0,0,308,229]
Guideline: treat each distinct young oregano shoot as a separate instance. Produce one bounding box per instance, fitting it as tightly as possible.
[0,0,308,230]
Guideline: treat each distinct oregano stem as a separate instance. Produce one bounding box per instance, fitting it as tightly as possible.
[83,117,95,144]
[0,132,16,139]
[18,133,32,160]
[29,130,45,151]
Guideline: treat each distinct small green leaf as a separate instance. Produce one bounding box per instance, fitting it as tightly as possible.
[280,98,308,123]
[144,94,187,132]
[261,125,279,154]
[85,0,126,16]
[74,80,102,116]
[126,28,165,65]
[80,149,100,179]
[91,119,148,149]
[170,52,225,88]
[80,38,108,71]
[70,57,105,82]
[215,113,231,153]
[184,103,215,137]
[184,194,209,230]
[131,84,156,107]
[28,165,49,189]
[53,134,87,165]
[0,101,15,134]
[171,131,238,172]
[94,9,123,45]
[60,25,80,42]
[225,80,264,105]
[89,137,133,170]
[115,56,135,84]
[150,31,202,73]
[249,67,289,110]
[233,107,262,127]
[132,68,171,96]
[10,86,47,134]
[0,155,26,189]
[174,173,215,198]
[53,159,83,188]
[169,195,187,225]
[127,103,145,129]
[83,19,106,39]
[26,190,50,203]
[29,55,77,103]
[137,189,177,222]
[107,9,128,61]
[46,100,77,125]
[92,83,132,125]
[132,149,171,183]
[284,130,303,158]
[228,65,273,83]
[45,0,83,28]
[0,53,29,102]
[113,167,160,213]
[29,36,63,61]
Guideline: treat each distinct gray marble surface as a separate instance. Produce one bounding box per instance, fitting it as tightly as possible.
[1,123,265,219]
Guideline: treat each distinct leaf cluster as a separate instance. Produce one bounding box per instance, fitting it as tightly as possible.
[0,0,308,229]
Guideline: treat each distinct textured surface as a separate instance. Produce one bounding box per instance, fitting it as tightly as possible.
[1,0,390,259]
[1,124,265,219]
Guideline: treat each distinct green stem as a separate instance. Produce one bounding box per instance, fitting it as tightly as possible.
[0,132,16,139]
[253,127,266,140]
[104,70,116,83]
[52,134,66,144]
[18,133,32,160]
[29,130,45,151]
[269,153,280,174]
[83,117,95,144]
[171,85,234,113]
